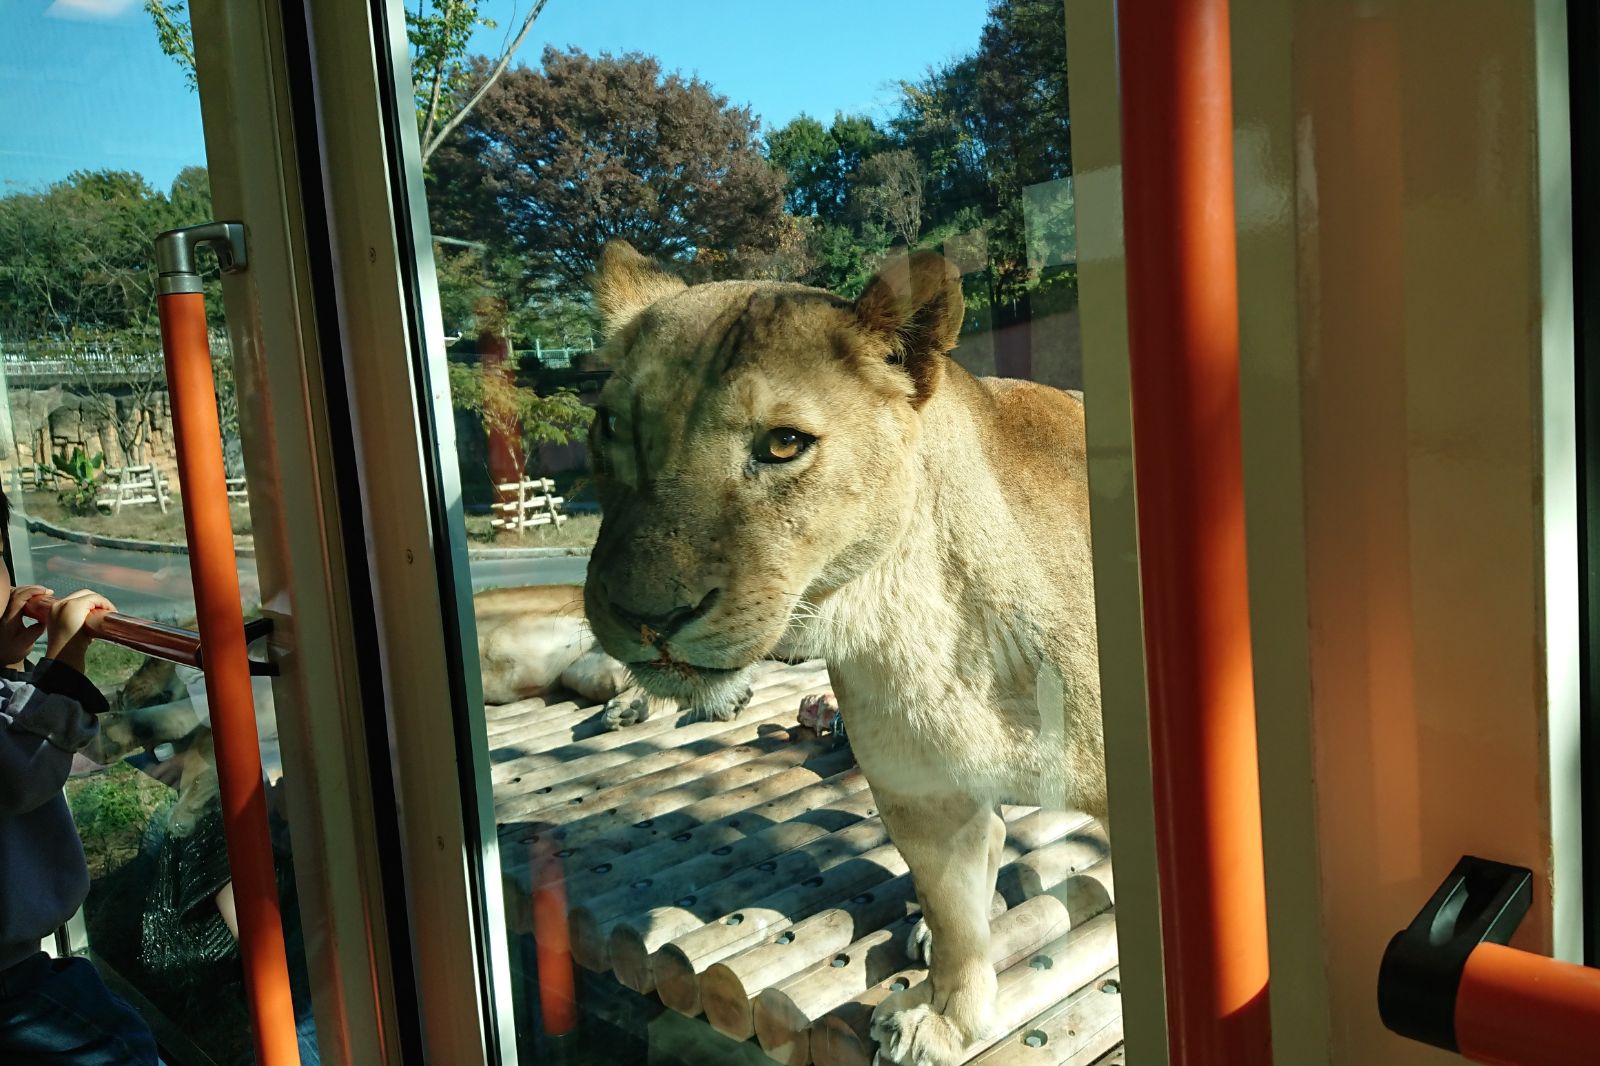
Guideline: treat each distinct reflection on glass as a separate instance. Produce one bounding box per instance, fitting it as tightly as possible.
[410,1,1118,1063]
[1,6,310,1064]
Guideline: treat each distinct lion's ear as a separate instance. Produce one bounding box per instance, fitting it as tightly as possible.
[592,241,687,337]
[853,250,964,405]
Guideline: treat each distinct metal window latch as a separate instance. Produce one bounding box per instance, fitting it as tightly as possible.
[194,616,280,677]
[155,222,248,295]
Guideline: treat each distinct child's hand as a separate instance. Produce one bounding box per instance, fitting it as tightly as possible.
[45,590,116,673]
[0,584,51,667]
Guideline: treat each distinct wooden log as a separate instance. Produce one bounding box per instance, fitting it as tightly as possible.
[491,664,828,783]
[483,694,549,729]
[496,705,797,798]
[704,875,920,1046]
[1052,859,1115,926]
[558,769,870,902]
[703,810,1094,1042]
[494,661,808,752]
[569,787,879,970]
[996,826,1111,906]
[492,669,829,798]
[653,840,910,1017]
[485,695,586,739]
[608,816,896,994]
[754,921,916,1066]
[754,830,1104,1066]
[480,656,806,739]
[506,738,846,852]
[808,893,1082,1066]
[489,665,825,781]
[494,725,826,826]
[514,743,857,861]
[502,752,860,916]
[966,967,1122,1065]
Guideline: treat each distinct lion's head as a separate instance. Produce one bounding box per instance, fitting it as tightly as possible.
[582,241,965,705]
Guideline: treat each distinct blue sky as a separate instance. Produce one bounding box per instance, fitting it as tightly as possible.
[0,0,989,194]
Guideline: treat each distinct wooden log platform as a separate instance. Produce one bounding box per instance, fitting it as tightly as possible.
[491,659,1124,1064]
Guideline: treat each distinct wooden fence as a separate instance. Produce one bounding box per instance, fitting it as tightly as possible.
[99,465,173,513]
[491,477,567,533]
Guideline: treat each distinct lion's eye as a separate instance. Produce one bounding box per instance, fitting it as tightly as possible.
[756,427,814,464]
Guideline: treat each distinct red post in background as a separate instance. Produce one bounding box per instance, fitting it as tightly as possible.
[154,222,300,1065]
[477,296,521,509]
[530,838,577,1038]
[1116,0,1273,1062]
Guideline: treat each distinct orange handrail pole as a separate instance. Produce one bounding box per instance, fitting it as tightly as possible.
[1116,1,1273,1062]
[1455,944,1600,1066]
[20,594,202,668]
[1380,857,1600,1062]
[155,223,300,1065]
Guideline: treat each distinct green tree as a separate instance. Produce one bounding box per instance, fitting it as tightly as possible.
[894,0,1072,308]
[763,114,897,296]
[0,168,218,339]
[852,148,926,248]
[765,113,890,227]
[145,0,552,161]
[0,169,229,472]
[430,48,788,295]
[445,360,592,483]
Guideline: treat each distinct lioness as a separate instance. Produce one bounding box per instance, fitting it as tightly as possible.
[582,242,1105,1066]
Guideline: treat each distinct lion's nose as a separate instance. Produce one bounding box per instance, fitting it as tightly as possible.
[607,588,721,640]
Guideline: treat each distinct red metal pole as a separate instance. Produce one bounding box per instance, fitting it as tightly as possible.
[157,287,300,1065]
[1116,0,1273,1061]
[1455,944,1600,1066]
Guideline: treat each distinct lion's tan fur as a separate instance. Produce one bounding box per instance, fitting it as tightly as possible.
[583,242,1104,1065]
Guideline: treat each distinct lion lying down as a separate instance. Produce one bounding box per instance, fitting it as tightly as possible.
[87,582,757,832]
[474,582,753,728]
[579,242,1106,1066]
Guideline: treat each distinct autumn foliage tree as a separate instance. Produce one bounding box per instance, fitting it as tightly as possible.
[445,360,592,484]
[429,47,788,296]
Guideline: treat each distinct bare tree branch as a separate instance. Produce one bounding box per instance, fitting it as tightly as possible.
[418,0,459,153]
[423,0,550,161]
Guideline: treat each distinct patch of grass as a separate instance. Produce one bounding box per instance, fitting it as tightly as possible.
[465,510,599,549]
[17,489,252,547]
[84,640,151,692]
[66,764,174,879]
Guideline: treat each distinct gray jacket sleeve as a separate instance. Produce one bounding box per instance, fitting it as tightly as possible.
[0,661,108,816]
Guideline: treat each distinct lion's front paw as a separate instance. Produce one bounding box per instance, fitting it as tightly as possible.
[870,966,998,1066]
[870,1003,972,1066]
[600,689,652,731]
[689,683,752,724]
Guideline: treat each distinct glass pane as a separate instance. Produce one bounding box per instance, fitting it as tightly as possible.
[400,1,1118,1061]
[1,7,315,1064]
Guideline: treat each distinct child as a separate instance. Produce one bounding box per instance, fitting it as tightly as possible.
[0,487,159,1064]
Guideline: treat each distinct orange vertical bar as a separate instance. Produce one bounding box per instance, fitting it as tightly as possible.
[157,289,300,1065]
[1455,944,1600,1066]
[531,838,577,1037]
[1116,0,1273,1062]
